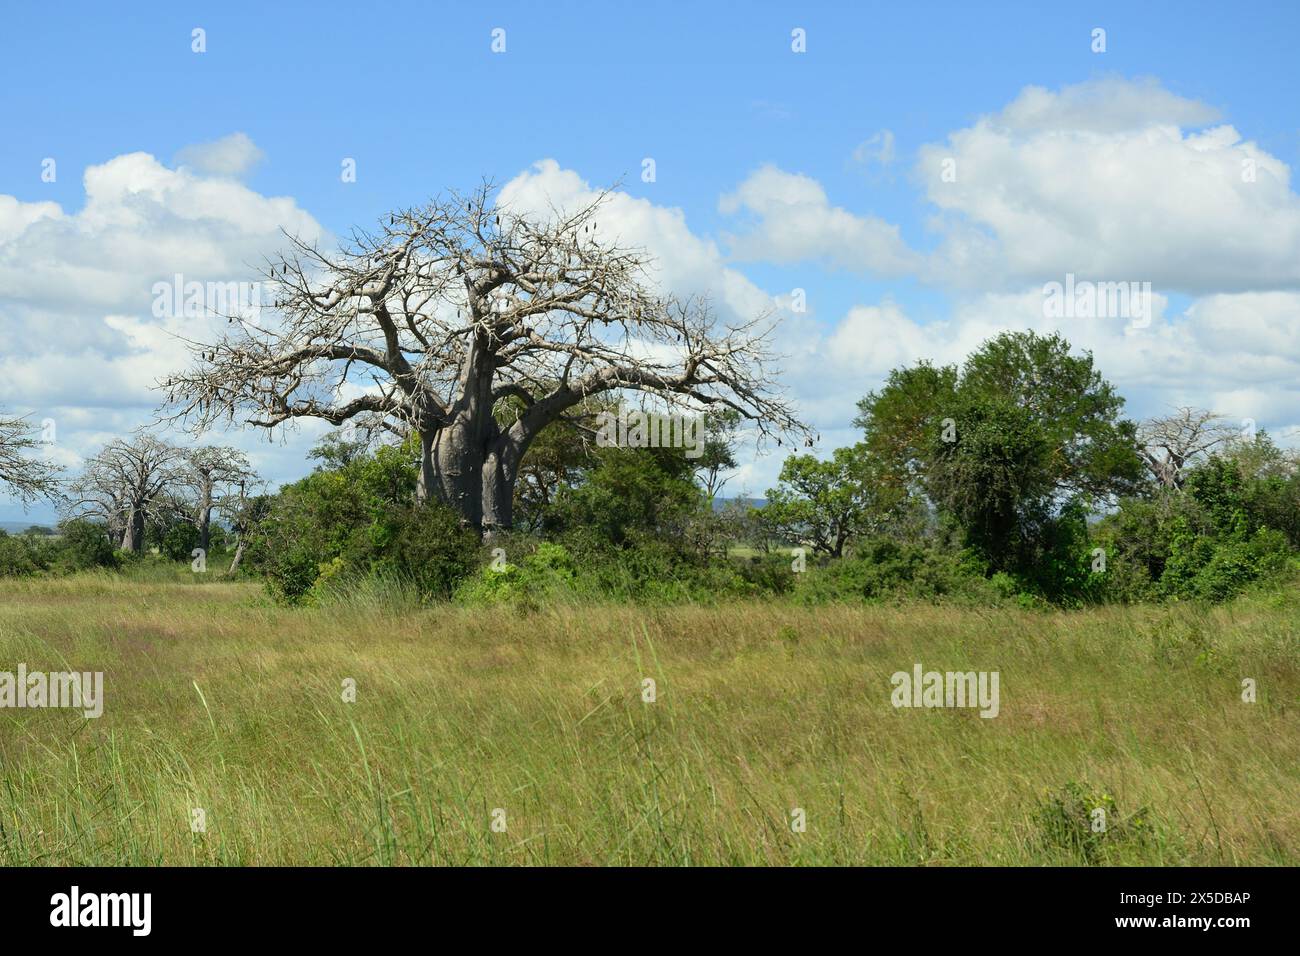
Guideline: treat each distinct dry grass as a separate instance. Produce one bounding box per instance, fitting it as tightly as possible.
[0,570,1295,865]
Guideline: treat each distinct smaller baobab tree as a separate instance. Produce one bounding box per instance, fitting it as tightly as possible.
[67,435,189,551]
[184,446,254,554]
[0,412,63,505]
[219,478,269,578]
[159,182,805,537]
[1138,407,1237,491]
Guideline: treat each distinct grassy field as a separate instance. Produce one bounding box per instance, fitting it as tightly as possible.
[0,567,1295,865]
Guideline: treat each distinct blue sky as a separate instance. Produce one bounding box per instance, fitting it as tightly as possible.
[2,1,1299,522]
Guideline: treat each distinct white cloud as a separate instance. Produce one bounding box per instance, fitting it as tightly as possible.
[716,78,1300,297]
[995,76,1219,134]
[0,141,325,507]
[918,78,1300,293]
[811,288,1300,444]
[500,159,778,325]
[1,152,321,324]
[175,132,266,178]
[718,164,918,275]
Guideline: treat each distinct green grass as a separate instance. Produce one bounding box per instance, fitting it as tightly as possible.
[0,570,1295,865]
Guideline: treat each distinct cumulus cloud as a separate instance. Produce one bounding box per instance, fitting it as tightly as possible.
[0,147,322,368]
[175,132,266,178]
[0,141,324,510]
[716,78,1300,297]
[500,159,779,326]
[994,76,1219,134]
[918,78,1300,292]
[718,164,919,275]
[810,288,1300,447]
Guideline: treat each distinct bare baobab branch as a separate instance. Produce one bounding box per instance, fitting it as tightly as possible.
[158,182,806,535]
[64,435,189,551]
[0,413,63,506]
[1138,406,1236,490]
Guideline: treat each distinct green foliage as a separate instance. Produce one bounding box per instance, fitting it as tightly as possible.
[790,538,1002,605]
[858,331,1142,576]
[0,520,120,578]
[54,519,119,572]
[1098,448,1295,604]
[0,529,52,576]
[454,541,579,607]
[760,443,911,557]
[253,438,476,603]
[733,552,797,595]
[543,444,703,547]
[1034,782,1152,864]
[373,501,480,601]
[160,521,200,562]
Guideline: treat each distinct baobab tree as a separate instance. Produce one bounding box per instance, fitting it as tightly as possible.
[0,412,63,505]
[220,479,268,578]
[159,183,803,536]
[67,436,188,551]
[1138,407,1237,490]
[184,446,254,553]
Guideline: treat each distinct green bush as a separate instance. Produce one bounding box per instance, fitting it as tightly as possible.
[160,522,201,562]
[734,552,797,595]
[790,538,1001,605]
[0,530,52,576]
[374,501,479,601]
[266,548,322,605]
[455,541,579,606]
[1034,781,1152,863]
[54,520,119,572]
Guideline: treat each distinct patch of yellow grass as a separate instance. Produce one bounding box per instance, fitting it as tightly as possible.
[0,575,1294,865]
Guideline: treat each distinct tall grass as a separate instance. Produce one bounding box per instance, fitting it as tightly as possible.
[0,572,1295,865]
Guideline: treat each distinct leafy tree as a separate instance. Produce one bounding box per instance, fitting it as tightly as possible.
[161,186,803,537]
[54,519,118,571]
[159,521,201,562]
[308,429,371,470]
[543,444,703,550]
[857,331,1141,571]
[854,361,958,494]
[760,443,907,558]
[695,407,742,500]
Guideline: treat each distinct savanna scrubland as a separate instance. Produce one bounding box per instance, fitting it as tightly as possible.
[1,330,1297,866]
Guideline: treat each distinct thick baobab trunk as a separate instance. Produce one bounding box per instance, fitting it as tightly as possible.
[424,422,485,528]
[120,505,145,552]
[481,435,528,541]
[417,344,500,532]
[417,420,529,540]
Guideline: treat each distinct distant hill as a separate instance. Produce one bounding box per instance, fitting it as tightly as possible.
[0,521,56,534]
[712,496,765,512]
